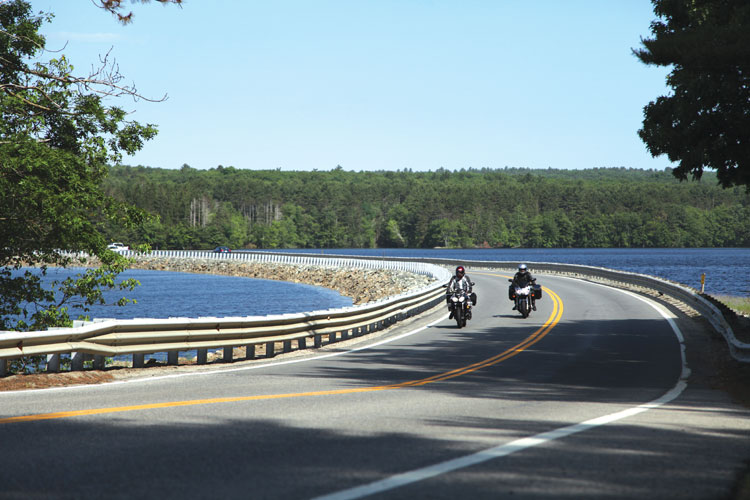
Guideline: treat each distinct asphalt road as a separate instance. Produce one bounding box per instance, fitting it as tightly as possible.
[1,272,749,499]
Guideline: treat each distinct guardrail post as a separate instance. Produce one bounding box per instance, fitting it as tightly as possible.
[265,341,275,358]
[168,351,179,365]
[283,340,292,353]
[46,354,60,373]
[245,345,255,360]
[314,334,322,348]
[133,353,145,368]
[0,358,6,377]
[223,347,233,362]
[93,355,105,370]
[197,349,208,365]
[71,352,84,371]
[298,337,307,349]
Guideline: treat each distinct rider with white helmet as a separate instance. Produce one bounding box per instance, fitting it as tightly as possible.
[510,264,536,310]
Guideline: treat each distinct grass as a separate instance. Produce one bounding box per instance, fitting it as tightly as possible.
[713,295,750,315]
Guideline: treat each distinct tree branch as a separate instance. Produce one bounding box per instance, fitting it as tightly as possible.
[93,0,184,24]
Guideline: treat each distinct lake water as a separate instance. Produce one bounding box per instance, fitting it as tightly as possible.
[275,247,750,297]
[11,248,750,324]
[14,268,353,323]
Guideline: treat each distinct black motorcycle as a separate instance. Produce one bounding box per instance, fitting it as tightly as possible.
[447,289,474,328]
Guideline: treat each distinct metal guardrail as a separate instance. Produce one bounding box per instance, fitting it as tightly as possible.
[0,253,452,376]
[524,261,750,363]
[2,251,746,377]
[292,253,749,363]
[147,251,750,362]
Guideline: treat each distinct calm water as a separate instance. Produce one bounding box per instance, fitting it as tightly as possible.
[15,268,352,322]
[11,248,749,324]
[274,248,750,297]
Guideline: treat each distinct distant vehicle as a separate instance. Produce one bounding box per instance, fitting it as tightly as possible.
[213,246,231,253]
[107,242,129,253]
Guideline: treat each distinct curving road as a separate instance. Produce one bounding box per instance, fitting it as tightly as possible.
[1,272,749,499]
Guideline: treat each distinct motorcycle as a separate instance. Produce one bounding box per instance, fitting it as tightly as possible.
[508,279,541,318]
[447,289,473,328]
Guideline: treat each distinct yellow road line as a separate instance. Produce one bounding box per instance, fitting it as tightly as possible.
[0,280,563,425]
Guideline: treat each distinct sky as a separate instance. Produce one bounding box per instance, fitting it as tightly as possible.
[29,0,673,172]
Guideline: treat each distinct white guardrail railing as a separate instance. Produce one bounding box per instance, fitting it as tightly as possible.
[1,251,747,376]
[0,252,452,376]
[321,254,749,363]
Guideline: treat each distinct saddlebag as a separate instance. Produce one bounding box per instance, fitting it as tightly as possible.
[508,285,515,301]
[470,292,477,305]
[532,284,542,300]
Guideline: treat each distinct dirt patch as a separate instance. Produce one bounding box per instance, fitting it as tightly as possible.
[0,370,117,391]
[673,306,750,410]
[704,330,750,409]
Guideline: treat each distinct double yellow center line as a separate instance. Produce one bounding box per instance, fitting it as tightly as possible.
[0,280,563,425]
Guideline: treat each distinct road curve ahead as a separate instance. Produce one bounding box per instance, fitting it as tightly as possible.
[1,273,749,500]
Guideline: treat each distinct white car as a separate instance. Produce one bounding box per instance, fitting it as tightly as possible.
[107,242,129,253]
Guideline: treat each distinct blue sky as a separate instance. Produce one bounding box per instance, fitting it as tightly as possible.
[32,1,672,172]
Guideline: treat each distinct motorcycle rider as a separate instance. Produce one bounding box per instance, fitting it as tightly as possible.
[447,265,474,319]
[510,264,536,311]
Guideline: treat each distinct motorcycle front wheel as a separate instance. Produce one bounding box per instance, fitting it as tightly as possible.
[455,306,464,328]
[519,298,529,318]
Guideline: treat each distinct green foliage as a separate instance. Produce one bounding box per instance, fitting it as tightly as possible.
[714,295,750,315]
[636,0,750,190]
[102,166,750,251]
[0,0,155,331]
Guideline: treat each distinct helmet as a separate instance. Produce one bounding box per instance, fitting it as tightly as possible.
[456,266,465,276]
[518,264,528,272]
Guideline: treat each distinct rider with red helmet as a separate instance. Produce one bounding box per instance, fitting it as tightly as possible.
[447,265,475,319]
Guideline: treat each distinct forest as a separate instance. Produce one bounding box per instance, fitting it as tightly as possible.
[103,165,750,250]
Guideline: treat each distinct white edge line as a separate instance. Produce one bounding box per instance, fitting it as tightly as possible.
[311,278,690,500]
[0,314,449,397]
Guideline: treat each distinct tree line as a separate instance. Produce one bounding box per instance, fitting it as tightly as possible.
[103,165,750,250]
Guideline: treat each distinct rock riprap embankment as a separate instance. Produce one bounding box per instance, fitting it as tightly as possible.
[128,257,436,305]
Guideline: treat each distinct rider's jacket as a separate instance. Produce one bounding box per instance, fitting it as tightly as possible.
[511,271,535,288]
[448,275,473,294]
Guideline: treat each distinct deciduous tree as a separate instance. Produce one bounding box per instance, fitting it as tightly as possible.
[0,0,157,331]
[635,0,750,190]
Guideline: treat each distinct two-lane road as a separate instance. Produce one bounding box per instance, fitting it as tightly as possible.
[1,273,749,499]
